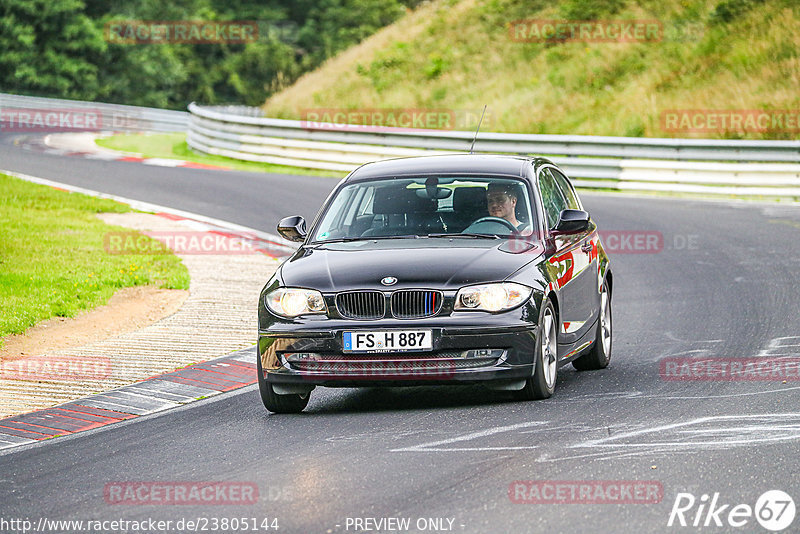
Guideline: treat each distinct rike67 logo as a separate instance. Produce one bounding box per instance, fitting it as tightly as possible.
[668,490,796,531]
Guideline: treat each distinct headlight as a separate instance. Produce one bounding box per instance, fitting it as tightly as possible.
[265,288,327,318]
[454,282,532,313]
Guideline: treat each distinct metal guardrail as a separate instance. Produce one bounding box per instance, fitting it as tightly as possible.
[4,94,797,198]
[188,103,800,198]
[0,93,188,133]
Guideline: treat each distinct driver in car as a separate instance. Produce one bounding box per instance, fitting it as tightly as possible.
[486,183,525,231]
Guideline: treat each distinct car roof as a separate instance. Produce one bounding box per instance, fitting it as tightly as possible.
[345,154,553,183]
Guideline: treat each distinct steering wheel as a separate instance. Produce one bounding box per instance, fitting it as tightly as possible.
[465,216,518,233]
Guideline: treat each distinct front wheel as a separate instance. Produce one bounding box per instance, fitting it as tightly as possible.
[573,281,612,371]
[257,356,310,413]
[513,299,558,400]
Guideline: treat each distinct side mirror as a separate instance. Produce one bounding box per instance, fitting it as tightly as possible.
[277,216,307,242]
[553,209,590,234]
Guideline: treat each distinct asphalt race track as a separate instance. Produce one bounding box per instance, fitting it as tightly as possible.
[2,133,800,533]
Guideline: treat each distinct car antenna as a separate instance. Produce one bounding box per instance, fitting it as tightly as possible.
[469,105,487,154]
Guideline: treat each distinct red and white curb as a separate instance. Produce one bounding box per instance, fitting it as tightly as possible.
[41,131,232,170]
[0,171,299,451]
[0,347,258,451]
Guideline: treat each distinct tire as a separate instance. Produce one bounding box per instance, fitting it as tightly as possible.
[513,299,558,401]
[257,355,310,413]
[572,281,612,371]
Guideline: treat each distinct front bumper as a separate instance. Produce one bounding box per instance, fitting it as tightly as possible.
[259,318,537,387]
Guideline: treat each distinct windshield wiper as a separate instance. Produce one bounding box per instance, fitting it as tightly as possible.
[428,232,501,239]
[315,235,422,244]
[313,237,365,244]
[317,233,503,244]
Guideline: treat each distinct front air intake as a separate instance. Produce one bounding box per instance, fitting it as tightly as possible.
[336,291,385,320]
[390,290,442,319]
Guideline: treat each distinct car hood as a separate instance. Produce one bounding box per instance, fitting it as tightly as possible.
[279,238,543,292]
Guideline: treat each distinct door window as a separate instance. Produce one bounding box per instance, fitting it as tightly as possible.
[538,168,568,230]
[550,168,581,210]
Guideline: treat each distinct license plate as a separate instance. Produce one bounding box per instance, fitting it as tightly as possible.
[343,330,433,352]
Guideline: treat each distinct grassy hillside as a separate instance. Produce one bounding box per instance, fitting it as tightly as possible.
[263,0,800,139]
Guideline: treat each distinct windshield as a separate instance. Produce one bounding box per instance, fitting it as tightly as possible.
[311,176,536,243]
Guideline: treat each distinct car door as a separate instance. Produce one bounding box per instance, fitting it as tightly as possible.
[550,167,600,336]
[537,167,595,342]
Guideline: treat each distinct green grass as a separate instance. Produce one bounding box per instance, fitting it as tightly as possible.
[264,0,800,140]
[96,133,345,178]
[0,174,190,344]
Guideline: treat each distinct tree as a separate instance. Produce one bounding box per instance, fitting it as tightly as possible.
[0,0,417,107]
[0,0,106,98]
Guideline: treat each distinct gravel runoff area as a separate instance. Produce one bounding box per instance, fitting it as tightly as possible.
[0,212,278,418]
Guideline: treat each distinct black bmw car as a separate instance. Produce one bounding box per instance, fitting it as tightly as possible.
[257,155,612,413]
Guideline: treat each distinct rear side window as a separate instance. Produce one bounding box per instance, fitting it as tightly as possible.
[537,168,568,229]
[550,168,581,210]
